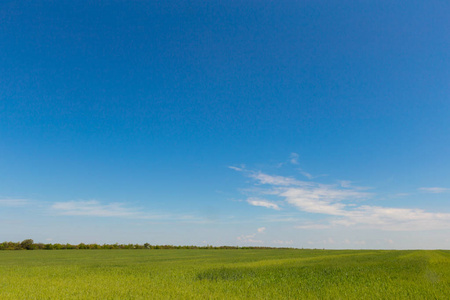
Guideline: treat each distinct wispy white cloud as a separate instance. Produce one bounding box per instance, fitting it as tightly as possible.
[236,233,262,244]
[50,200,210,224]
[228,166,244,172]
[330,205,450,231]
[285,186,450,231]
[249,172,310,187]
[237,227,267,244]
[0,199,29,207]
[299,170,329,180]
[51,200,142,217]
[290,153,299,165]
[419,187,449,194]
[247,198,280,210]
[232,168,450,231]
[230,165,311,187]
[339,180,352,188]
[281,185,370,215]
[300,171,314,179]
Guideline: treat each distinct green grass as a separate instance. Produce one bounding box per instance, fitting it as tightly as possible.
[1,249,449,299]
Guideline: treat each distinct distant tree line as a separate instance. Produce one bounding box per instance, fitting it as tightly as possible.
[0,239,296,250]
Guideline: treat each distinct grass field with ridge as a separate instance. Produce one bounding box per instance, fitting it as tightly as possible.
[1,249,449,299]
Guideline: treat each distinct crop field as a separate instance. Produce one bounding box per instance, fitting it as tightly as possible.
[1,249,449,299]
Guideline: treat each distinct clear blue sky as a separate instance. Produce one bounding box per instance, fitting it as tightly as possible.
[1,1,449,249]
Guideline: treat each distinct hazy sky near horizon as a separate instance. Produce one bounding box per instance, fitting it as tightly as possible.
[1,1,449,249]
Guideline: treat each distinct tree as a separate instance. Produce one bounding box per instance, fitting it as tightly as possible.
[21,239,34,250]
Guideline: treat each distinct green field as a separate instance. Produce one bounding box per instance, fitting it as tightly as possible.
[1,249,449,299]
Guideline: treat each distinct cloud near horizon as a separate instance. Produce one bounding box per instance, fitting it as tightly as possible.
[237,227,267,244]
[232,167,450,231]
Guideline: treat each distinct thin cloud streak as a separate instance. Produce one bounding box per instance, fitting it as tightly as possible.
[300,171,314,179]
[51,200,141,217]
[230,165,311,187]
[50,200,199,222]
[0,199,29,207]
[419,187,449,193]
[247,198,280,210]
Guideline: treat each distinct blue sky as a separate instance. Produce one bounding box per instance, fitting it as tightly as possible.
[1,1,449,249]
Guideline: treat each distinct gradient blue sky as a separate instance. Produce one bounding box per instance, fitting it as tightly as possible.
[1,1,449,249]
